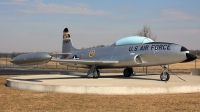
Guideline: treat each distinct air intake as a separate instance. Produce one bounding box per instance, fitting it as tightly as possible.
[135,55,143,64]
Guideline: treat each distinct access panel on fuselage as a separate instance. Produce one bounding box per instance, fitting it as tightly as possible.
[80,46,115,60]
[112,45,128,61]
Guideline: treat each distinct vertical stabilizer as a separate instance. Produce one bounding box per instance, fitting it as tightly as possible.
[62,28,77,53]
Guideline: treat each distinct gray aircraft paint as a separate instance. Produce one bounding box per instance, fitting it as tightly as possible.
[10,52,51,66]
[65,43,187,68]
[56,27,194,69]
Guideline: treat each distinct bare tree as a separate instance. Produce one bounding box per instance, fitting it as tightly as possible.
[136,25,157,41]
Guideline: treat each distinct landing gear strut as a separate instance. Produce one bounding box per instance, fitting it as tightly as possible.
[160,66,170,81]
[123,68,135,77]
[87,65,100,78]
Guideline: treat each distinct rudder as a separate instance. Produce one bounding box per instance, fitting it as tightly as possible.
[62,28,77,53]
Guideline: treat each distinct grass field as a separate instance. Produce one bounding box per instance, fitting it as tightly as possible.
[0,75,200,111]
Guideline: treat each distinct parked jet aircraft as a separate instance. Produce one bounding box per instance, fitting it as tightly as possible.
[11,28,197,81]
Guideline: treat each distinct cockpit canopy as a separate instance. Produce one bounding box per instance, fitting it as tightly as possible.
[114,36,154,46]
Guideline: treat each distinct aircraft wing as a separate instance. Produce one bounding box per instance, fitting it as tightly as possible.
[51,58,118,65]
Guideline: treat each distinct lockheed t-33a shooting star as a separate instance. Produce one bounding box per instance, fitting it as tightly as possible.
[11,27,197,81]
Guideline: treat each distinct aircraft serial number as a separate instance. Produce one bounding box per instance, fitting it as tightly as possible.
[129,44,171,51]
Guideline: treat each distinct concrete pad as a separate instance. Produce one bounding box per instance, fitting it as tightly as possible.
[6,73,200,95]
[191,68,200,76]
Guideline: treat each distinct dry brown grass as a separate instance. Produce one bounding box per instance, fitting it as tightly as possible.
[1,75,200,111]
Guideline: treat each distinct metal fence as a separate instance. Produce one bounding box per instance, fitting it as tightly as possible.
[0,53,199,73]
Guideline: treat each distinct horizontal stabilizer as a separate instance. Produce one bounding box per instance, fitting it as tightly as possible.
[50,53,71,57]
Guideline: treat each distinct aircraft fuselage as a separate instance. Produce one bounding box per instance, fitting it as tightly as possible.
[60,42,189,68]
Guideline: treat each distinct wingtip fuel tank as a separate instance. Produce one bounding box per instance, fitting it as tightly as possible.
[10,52,52,66]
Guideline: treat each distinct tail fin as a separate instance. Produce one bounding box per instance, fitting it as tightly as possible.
[62,28,77,53]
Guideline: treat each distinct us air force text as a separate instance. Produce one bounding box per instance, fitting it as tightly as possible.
[129,44,171,51]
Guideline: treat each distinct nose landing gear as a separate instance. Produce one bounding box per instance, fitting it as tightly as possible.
[160,66,170,81]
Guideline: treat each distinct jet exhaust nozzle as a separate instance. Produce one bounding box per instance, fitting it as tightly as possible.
[10,52,52,66]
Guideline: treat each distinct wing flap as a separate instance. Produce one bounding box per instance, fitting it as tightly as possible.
[51,59,118,65]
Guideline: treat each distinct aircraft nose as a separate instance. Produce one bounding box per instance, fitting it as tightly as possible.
[10,56,19,64]
[182,53,197,62]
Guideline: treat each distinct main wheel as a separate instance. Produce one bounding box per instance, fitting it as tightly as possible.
[160,72,170,81]
[93,69,100,78]
[123,68,131,77]
[97,69,100,77]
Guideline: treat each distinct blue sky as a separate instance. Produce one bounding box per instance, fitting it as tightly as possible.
[0,0,200,52]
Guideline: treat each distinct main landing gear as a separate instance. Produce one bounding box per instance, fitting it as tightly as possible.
[160,66,170,81]
[123,68,136,77]
[123,66,170,81]
[87,65,100,78]
[87,66,170,81]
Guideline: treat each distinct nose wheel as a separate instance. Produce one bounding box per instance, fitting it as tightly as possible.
[160,66,170,81]
[160,72,170,81]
